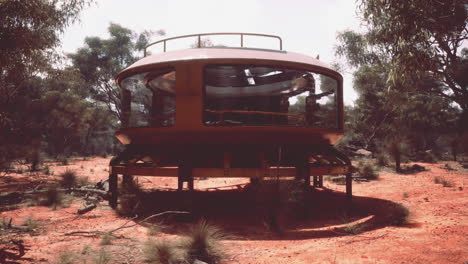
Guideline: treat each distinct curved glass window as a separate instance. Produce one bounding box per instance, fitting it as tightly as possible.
[120,68,175,128]
[204,65,338,128]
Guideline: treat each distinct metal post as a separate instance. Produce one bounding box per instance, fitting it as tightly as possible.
[346,173,352,199]
[109,173,118,209]
[241,34,244,48]
[163,41,166,52]
[313,176,319,187]
[198,35,201,48]
[178,161,193,191]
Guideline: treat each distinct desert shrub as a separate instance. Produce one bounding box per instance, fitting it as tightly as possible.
[35,186,64,209]
[94,249,111,264]
[81,244,91,255]
[58,156,70,166]
[143,240,178,264]
[147,225,161,236]
[376,153,390,167]
[43,165,51,175]
[386,137,410,172]
[342,223,366,235]
[76,176,90,186]
[254,180,308,233]
[441,178,454,187]
[389,203,410,226]
[434,176,454,187]
[60,170,77,188]
[402,192,409,198]
[99,152,108,158]
[330,176,346,185]
[117,176,142,216]
[413,150,438,163]
[182,220,225,264]
[23,217,41,235]
[357,160,379,180]
[99,233,113,245]
[54,250,76,264]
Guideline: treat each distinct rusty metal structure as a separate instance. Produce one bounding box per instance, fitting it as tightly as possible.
[108,33,353,208]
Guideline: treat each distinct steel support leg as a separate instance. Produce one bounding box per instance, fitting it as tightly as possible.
[346,173,352,199]
[109,173,118,209]
[122,174,132,189]
[313,176,319,187]
[178,163,193,191]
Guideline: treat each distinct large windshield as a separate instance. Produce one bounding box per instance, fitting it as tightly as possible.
[204,65,338,128]
[120,68,175,128]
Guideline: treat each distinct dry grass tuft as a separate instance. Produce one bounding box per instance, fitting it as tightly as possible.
[143,240,178,264]
[182,220,226,264]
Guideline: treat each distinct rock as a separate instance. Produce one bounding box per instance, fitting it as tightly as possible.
[193,259,208,264]
[355,149,372,157]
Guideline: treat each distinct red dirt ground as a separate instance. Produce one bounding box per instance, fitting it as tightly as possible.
[1,157,467,264]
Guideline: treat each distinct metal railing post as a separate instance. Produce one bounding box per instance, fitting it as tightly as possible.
[144,33,283,55]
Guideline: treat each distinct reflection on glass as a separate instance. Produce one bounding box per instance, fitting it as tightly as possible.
[120,69,175,128]
[204,65,338,128]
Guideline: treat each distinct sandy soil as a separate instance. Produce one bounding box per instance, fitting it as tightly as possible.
[0,157,467,264]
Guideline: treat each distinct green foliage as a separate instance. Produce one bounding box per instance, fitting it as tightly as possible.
[358,0,467,114]
[68,23,164,121]
[336,0,466,157]
[0,0,94,167]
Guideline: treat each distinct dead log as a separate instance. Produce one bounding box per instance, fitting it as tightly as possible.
[77,204,97,215]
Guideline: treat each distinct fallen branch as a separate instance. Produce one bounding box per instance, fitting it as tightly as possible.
[77,204,97,215]
[63,211,190,238]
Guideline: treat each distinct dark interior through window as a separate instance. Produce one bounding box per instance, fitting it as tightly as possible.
[204,65,338,128]
[120,68,175,128]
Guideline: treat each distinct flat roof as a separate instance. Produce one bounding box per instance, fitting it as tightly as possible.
[117,48,336,81]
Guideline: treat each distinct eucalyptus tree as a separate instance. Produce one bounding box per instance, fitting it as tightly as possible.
[69,23,165,122]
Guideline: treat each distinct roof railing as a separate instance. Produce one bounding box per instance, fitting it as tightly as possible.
[144,32,283,56]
